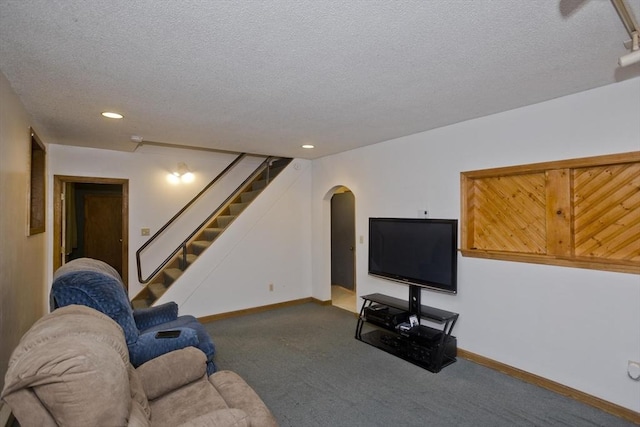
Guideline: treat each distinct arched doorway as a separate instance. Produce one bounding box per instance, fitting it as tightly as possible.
[330,186,357,312]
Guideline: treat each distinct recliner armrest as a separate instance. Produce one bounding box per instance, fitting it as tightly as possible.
[130,327,199,367]
[133,301,179,329]
[136,347,207,400]
[177,409,250,427]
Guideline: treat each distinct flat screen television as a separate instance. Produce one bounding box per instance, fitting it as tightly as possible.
[368,218,458,295]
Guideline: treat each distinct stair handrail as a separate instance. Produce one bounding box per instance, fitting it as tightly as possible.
[136,153,247,283]
[171,156,279,275]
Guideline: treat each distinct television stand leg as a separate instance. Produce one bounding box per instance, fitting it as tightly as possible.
[409,285,421,318]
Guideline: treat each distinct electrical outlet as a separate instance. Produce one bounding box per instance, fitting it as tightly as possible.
[269,283,274,292]
[141,228,150,236]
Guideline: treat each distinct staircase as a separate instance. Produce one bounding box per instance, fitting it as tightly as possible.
[132,157,291,309]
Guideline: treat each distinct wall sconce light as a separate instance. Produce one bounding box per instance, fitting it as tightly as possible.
[167,162,195,184]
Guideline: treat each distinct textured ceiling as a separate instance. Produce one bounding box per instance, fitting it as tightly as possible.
[1,0,639,159]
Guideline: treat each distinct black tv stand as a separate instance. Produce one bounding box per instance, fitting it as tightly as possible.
[355,292,459,373]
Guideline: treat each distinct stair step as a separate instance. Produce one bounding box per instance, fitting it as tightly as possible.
[229,202,249,215]
[271,158,290,167]
[217,215,236,228]
[191,240,212,255]
[203,227,223,240]
[262,166,285,181]
[149,282,168,299]
[133,158,293,310]
[240,190,261,203]
[269,166,285,176]
[131,299,150,310]
[164,268,183,284]
[251,163,286,191]
[252,179,267,191]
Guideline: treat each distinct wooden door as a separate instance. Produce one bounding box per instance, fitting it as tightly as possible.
[84,194,123,276]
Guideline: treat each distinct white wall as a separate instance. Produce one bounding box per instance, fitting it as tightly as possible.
[45,76,639,412]
[158,159,313,317]
[310,77,640,412]
[48,144,314,315]
[0,72,48,392]
[49,144,251,295]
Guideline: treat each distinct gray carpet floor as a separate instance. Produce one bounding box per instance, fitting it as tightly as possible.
[204,303,635,427]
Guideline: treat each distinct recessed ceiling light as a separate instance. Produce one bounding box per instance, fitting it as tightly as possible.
[102,111,123,119]
[301,144,315,149]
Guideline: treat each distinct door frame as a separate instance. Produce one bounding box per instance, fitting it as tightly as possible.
[53,175,129,287]
[330,189,356,290]
[326,185,357,309]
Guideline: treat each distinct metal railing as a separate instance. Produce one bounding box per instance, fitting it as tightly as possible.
[136,153,246,283]
[135,154,281,284]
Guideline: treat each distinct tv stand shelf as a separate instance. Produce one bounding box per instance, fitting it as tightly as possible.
[355,293,459,373]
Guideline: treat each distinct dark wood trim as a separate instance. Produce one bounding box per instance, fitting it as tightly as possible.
[459,249,640,275]
[197,297,315,323]
[197,297,336,323]
[460,151,640,275]
[461,151,640,178]
[53,175,129,287]
[28,128,46,236]
[457,348,640,424]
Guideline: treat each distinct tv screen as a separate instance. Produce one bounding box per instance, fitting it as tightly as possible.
[368,218,458,294]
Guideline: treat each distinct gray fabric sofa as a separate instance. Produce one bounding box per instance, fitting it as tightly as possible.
[1,305,277,427]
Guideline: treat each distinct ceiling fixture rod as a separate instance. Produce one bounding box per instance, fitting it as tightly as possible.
[612,0,638,36]
[611,0,640,66]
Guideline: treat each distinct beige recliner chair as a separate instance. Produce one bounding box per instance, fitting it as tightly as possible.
[1,305,277,427]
